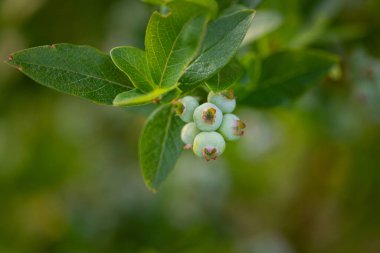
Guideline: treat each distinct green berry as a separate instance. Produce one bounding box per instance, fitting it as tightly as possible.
[174,96,199,123]
[193,132,226,161]
[218,114,246,141]
[207,90,236,113]
[193,103,223,131]
[181,122,200,149]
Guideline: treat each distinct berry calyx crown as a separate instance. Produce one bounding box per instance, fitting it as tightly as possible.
[173,100,185,115]
[202,108,217,124]
[202,146,219,161]
[234,120,246,136]
[221,89,235,100]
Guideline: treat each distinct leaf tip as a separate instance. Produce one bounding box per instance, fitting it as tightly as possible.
[4,54,15,66]
[144,180,158,193]
[4,54,23,71]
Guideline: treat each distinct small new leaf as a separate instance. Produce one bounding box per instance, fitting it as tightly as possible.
[140,104,185,192]
[113,86,178,106]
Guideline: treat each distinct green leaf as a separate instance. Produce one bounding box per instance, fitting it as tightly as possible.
[180,7,256,89]
[113,86,178,106]
[145,1,210,88]
[205,59,244,92]
[6,44,132,105]
[110,46,155,92]
[139,104,185,192]
[241,50,339,107]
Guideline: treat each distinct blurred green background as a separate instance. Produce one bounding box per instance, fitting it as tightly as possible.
[1,0,379,252]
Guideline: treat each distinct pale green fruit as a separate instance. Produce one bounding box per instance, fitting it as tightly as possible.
[193,103,223,131]
[181,122,200,149]
[193,132,226,161]
[174,96,199,122]
[219,114,246,141]
[207,90,236,113]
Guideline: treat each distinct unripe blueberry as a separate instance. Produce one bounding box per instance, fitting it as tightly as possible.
[181,122,200,149]
[218,114,246,141]
[193,132,226,161]
[193,103,223,131]
[174,96,199,123]
[207,90,236,113]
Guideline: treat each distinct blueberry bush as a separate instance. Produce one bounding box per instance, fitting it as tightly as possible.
[2,0,380,252]
[6,0,337,192]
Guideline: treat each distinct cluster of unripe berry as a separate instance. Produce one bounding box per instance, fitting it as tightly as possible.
[174,90,246,161]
